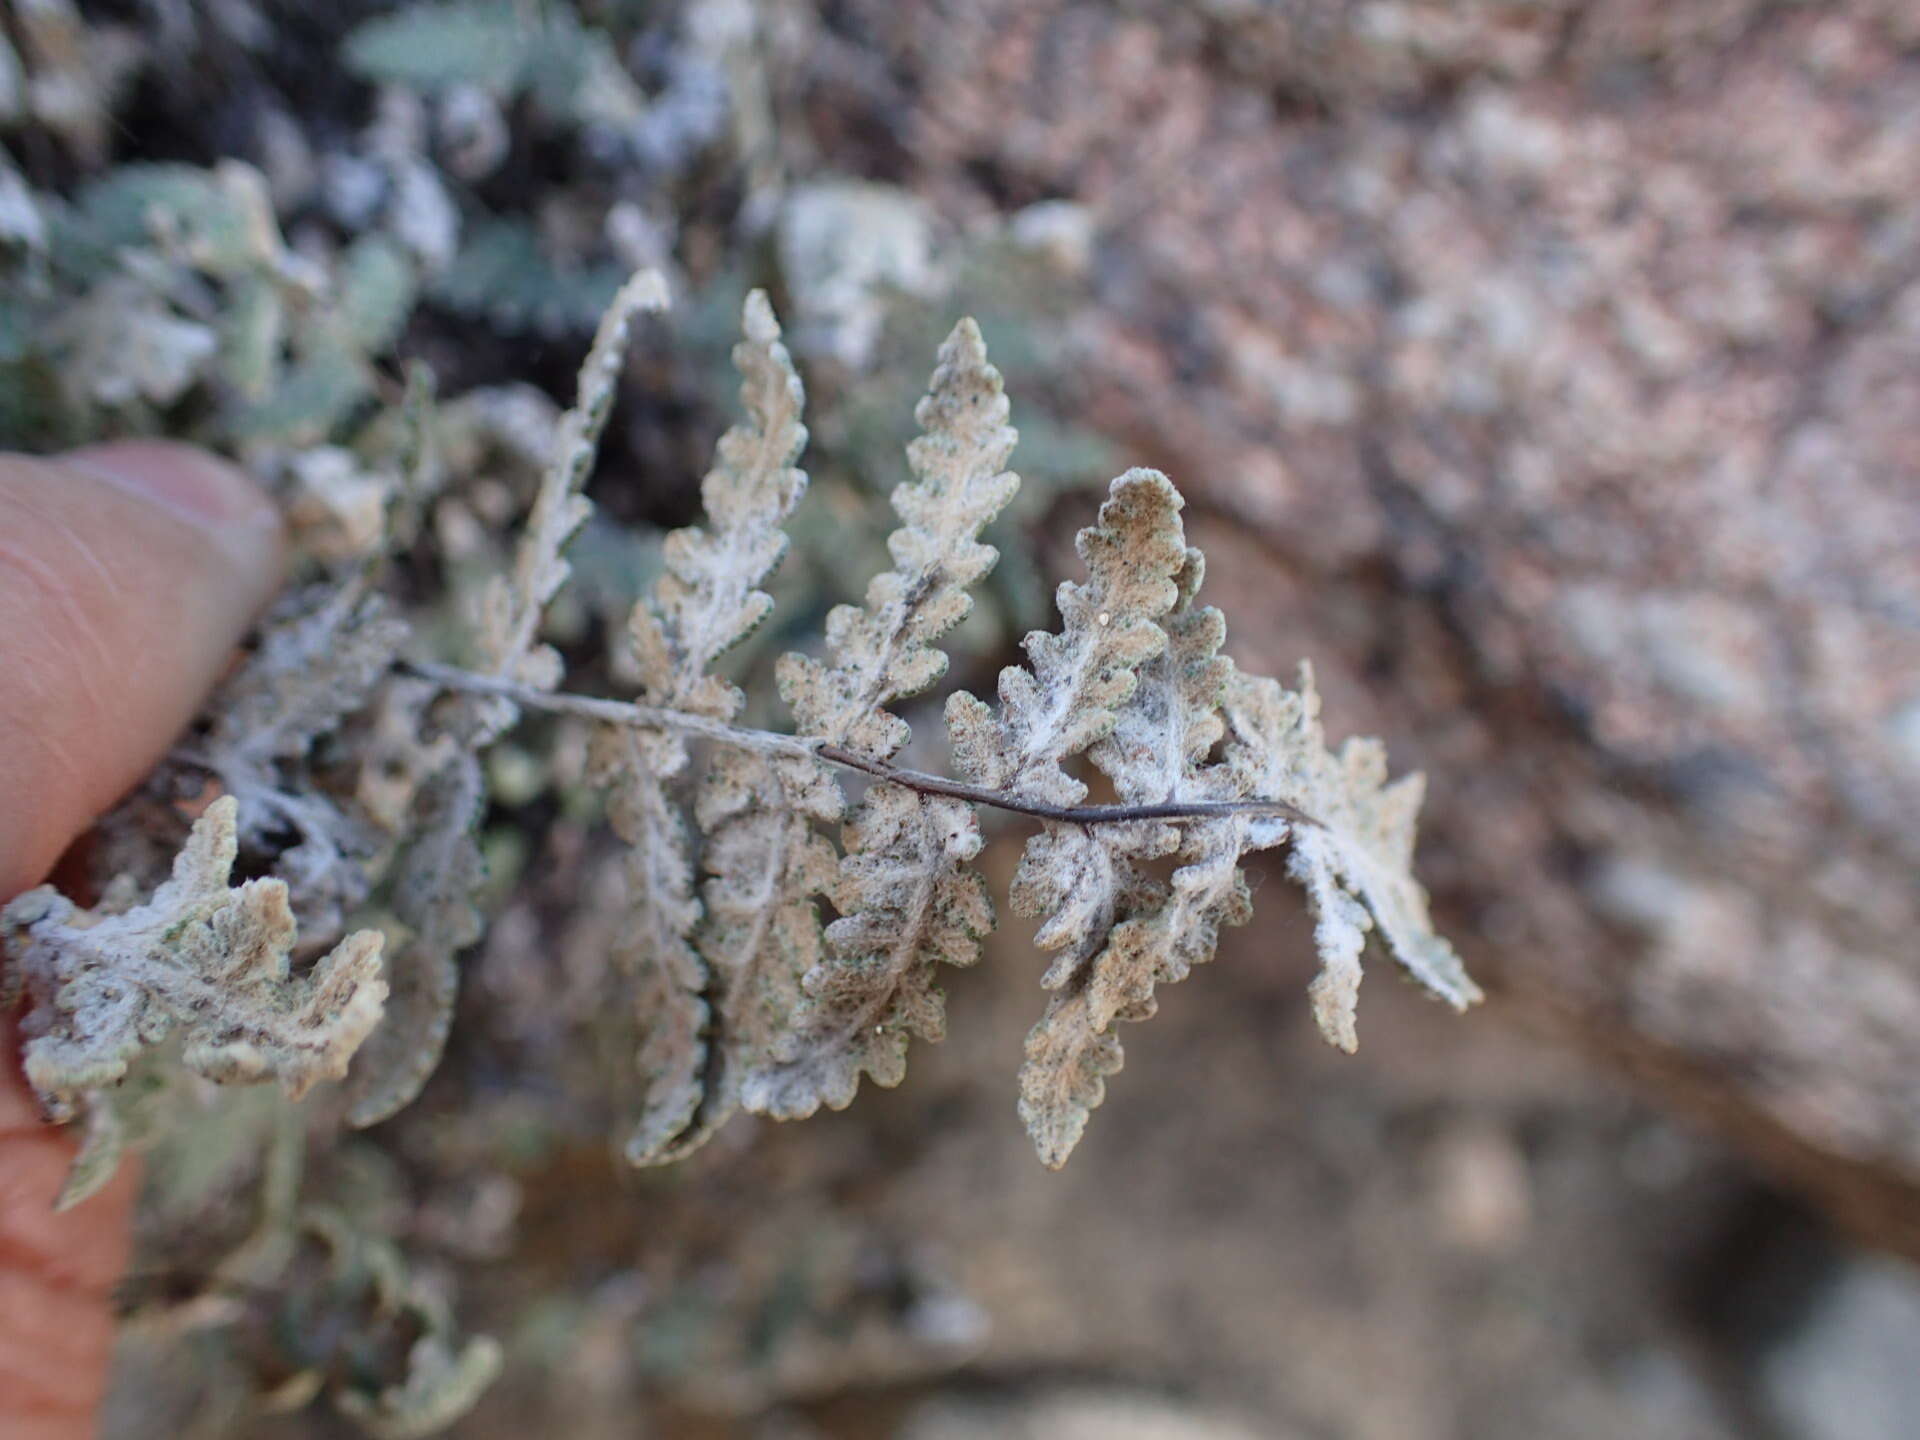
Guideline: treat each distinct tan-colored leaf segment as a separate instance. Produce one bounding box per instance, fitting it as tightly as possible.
[2,797,387,1206]
[599,289,816,1162]
[947,470,1188,806]
[742,318,1017,1118]
[943,472,1193,1165]
[1222,664,1482,1051]
[966,494,1481,1166]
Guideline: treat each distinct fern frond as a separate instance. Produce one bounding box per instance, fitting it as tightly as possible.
[352,290,1477,1172]
[604,289,814,1162]
[157,278,1473,1177]
[2,797,387,1206]
[742,319,1017,1118]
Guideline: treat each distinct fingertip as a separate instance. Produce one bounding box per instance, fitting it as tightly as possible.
[0,447,286,895]
[63,441,284,602]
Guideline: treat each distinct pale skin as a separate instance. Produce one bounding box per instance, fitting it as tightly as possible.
[0,443,283,1439]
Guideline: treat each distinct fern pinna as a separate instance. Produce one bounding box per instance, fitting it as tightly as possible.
[3,270,1481,1210]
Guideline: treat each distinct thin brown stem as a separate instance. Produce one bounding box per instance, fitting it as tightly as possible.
[814,744,1317,829]
[402,660,1320,831]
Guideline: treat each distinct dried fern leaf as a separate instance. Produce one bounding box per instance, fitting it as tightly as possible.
[688,747,841,1135]
[299,1205,503,1436]
[741,784,992,1117]
[1018,546,1478,1166]
[624,288,809,741]
[938,470,1191,1164]
[211,582,409,767]
[744,319,1017,1116]
[336,1330,505,1440]
[1222,663,1482,1051]
[952,474,1185,959]
[601,732,709,1162]
[53,1094,132,1212]
[1016,551,1251,1166]
[946,470,1188,804]
[602,289,812,1162]
[1,797,387,1206]
[780,318,1019,759]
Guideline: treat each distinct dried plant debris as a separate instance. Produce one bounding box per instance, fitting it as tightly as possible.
[1,797,387,1208]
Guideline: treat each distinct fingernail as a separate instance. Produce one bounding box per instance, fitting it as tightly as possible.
[63,441,281,545]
